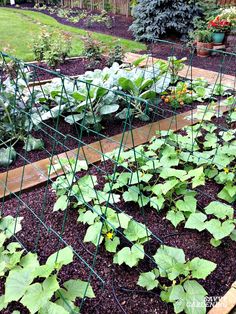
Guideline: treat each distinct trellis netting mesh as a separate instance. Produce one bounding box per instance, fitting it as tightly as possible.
[0,44,235,313]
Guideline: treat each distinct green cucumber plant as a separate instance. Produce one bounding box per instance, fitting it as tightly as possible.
[138,245,217,314]
[185,201,236,247]
[0,215,95,313]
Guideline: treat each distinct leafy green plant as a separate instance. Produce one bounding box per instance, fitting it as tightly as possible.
[67,10,87,23]
[194,29,213,42]
[85,10,113,29]
[138,245,216,314]
[32,27,72,68]
[0,215,95,313]
[34,57,178,127]
[0,68,44,166]
[82,32,103,69]
[161,81,193,108]
[167,57,186,84]
[107,42,125,67]
[185,201,236,247]
[1,246,95,313]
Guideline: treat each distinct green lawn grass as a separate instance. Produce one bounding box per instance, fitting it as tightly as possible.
[0,8,146,61]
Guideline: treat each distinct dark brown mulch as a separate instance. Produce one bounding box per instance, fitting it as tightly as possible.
[1,151,236,313]
[12,3,134,40]
[28,57,108,81]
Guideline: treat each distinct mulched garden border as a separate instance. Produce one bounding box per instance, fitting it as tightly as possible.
[6,4,236,76]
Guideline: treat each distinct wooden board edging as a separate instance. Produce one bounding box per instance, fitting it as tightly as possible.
[208,281,236,314]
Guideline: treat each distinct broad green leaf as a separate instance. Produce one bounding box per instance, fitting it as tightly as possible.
[84,222,103,246]
[203,133,218,149]
[20,253,40,270]
[183,280,207,314]
[46,246,73,270]
[205,219,235,240]
[160,168,187,180]
[183,167,205,188]
[0,216,22,238]
[99,104,119,115]
[150,196,165,211]
[5,268,34,302]
[21,276,59,313]
[137,271,159,291]
[210,238,222,247]
[189,258,216,279]
[77,210,98,225]
[40,301,68,314]
[185,213,207,232]
[123,186,139,203]
[118,213,131,229]
[169,285,186,313]
[62,279,95,299]
[161,179,179,195]
[113,244,144,268]
[176,195,197,213]
[23,135,44,152]
[0,146,16,167]
[218,183,236,203]
[204,201,234,219]
[105,236,120,253]
[33,265,55,278]
[124,220,150,242]
[153,245,186,279]
[53,195,69,212]
[166,210,185,227]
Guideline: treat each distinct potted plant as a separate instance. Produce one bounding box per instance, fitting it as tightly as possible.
[208,16,231,44]
[194,30,213,57]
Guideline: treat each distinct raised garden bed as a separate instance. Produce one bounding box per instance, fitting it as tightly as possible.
[1,104,236,314]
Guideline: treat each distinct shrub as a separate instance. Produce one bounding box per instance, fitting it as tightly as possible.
[82,32,102,69]
[32,28,72,68]
[130,0,202,41]
[195,0,220,20]
[107,42,125,67]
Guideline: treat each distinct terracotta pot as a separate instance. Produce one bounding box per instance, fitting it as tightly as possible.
[196,42,213,57]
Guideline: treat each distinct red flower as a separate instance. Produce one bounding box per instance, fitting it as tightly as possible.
[208,16,231,31]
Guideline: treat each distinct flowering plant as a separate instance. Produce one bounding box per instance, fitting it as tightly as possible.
[208,16,231,33]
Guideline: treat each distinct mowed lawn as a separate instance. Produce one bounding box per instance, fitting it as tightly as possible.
[0,8,146,61]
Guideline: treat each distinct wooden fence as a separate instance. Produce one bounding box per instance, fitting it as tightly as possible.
[61,0,236,16]
[61,0,131,16]
[218,0,236,5]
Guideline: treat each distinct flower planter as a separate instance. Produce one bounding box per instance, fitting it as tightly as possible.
[212,32,225,44]
[196,42,213,57]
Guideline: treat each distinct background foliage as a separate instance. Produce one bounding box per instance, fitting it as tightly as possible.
[130,0,203,41]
